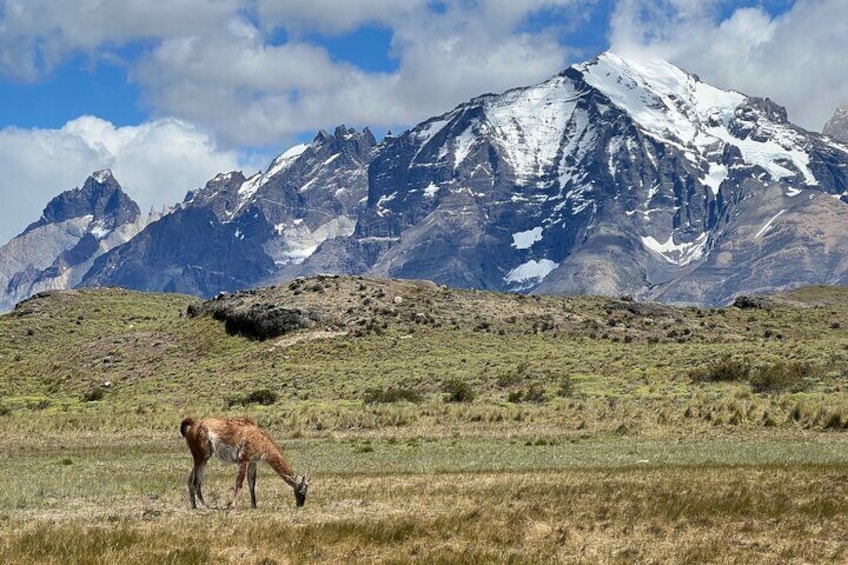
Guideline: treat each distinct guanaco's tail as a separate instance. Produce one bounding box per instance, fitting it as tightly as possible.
[180,417,196,437]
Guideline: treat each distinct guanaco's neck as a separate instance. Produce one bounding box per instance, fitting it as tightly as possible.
[265,448,299,488]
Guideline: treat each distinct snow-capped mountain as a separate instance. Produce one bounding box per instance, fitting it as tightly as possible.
[284,52,848,304]
[0,170,147,311]
[4,51,848,309]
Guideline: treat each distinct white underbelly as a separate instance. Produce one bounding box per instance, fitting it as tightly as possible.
[208,432,243,463]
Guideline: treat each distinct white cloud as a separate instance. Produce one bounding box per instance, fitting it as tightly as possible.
[132,1,585,146]
[609,0,848,131]
[0,0,240,80]
[2,0,590,147]
[0,116,243,243]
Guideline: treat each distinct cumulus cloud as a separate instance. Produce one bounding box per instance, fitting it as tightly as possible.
[0,0,240,81]
[609,0,848,130]
[0,116,243,243]
[2,0,589,147]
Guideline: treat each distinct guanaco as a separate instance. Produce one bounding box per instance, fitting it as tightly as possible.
[180,416,309,509]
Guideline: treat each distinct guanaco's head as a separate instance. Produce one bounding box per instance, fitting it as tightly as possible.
[294,475,310,507]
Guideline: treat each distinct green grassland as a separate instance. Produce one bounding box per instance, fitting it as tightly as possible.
[2,278,848,563]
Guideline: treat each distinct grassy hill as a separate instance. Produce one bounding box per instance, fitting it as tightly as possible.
[3,278,848,562]
[2,276,848,438]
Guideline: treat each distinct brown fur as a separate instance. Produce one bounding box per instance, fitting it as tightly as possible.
[180,416,309,509]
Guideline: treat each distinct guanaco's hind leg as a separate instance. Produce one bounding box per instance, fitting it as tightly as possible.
[188,462,208,509]
[229,459,249,508]
[247,463,258,508]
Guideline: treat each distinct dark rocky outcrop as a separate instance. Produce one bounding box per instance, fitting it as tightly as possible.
[187,290,324,340]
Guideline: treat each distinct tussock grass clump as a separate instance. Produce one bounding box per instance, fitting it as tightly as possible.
[82,386,106,402]
[508,383,548,404]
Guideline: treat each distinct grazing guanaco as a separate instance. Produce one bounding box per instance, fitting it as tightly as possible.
[180,416,309,509]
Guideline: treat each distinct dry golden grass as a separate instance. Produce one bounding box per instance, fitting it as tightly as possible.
[2,433,848,564]
[3,453,848,564]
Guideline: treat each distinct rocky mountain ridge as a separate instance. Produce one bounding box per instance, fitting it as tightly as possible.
[3,51,848,310]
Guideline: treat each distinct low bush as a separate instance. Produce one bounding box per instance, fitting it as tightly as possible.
[443,379,476,403]
[226,388,278,407]
[750,361,813,394]
[689,355,750,383]
[363,386,423,404]
[82,386,106,402]
[508,384,547,404]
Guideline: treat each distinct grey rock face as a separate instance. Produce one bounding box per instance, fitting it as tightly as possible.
[0,170,146,311]
[81,126,376,297]
[824,105,848,143]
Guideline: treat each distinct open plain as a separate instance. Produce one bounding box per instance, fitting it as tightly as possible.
[2,277,848,563]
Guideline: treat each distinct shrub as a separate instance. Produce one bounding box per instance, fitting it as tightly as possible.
[245,388,278,405]
[689,355,750,383]
[497,369,524,389]
[508,383,549,404]
[522,383,548,403]
[82,386,106,402]
[507,390,524,403]
[443,379,476,403]
[363,386,423,404]
[556,375,575,397]
[226,388,278,407]
[750,361,813,394]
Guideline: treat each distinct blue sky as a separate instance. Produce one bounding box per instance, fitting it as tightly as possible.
[0,0,845,243]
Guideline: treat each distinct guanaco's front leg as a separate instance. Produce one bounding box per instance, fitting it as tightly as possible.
[247,463,258,508]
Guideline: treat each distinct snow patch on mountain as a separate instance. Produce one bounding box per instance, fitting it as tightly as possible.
[88,218,110,239]
[484,77,581,180]
[756,209,786,239]
[266,215,357,266]
[512,227,543,249]
[452,126,477,168]
[703,163,729,196]
[233,142,313,215]
[642,232,709,266]
[93,169,114,183]
[267,143,309,177]
[504,259,559,290]
[424,183,440,198]
[581,52,744,147]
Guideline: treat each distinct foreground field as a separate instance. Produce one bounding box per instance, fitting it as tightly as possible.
[2,279,848,562]
[2,434,848,564]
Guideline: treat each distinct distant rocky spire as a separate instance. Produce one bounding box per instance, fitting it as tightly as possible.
[823,105,848,143]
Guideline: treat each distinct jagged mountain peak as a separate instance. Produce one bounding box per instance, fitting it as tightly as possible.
[25,170,140,235]
[90,168,116,185]
[0,169,147,312]
[824,105,848,143]
[291,50,848,302]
